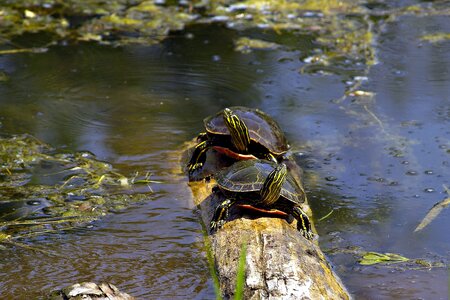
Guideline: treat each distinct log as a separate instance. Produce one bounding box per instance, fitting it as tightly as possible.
[48,282,135,300]
[180,142,351,300]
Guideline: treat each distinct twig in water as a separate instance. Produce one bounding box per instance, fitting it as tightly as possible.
[414,184,450,232]
[318,210,334,221]
[363,105,384,130]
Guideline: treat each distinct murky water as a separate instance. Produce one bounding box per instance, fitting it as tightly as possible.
[1,11,449,300]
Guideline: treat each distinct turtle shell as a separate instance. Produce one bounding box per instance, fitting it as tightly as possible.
[216,159,305,205]
[204,106,289,155]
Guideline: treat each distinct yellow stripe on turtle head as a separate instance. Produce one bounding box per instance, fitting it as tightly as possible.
[260,163,287,206]
[223,108,251,153]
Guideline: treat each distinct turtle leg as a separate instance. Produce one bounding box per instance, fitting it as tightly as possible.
[292,206,314,240]
[196,132,208,142]
[210,199,234,231]
[187,140,212,174]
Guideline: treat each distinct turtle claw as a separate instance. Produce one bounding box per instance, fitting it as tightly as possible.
[187,140,210,177]
[300,229,314,241]
[210,220,225,232]
[298,221,314,240]
[210,221,217,231]
[210,199,233,232]
[293,206,314,240]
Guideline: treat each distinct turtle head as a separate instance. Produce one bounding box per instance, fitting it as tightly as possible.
[223,108,251,153]
[260,163,287,206]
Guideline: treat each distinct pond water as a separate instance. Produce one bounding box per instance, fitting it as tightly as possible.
[0,10,449,300]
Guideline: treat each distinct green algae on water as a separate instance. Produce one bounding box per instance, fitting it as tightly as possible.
[0,134,154,240]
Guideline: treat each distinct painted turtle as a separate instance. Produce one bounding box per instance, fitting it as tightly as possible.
[187,107,289,175]
[210,159,313,240]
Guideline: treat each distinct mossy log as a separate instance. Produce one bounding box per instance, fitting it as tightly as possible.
[182,142,350,299]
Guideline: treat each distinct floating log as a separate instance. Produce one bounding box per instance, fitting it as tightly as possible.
[182,142,351,299]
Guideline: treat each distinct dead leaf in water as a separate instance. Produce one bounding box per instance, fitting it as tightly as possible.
[359,251,409,265]
[414,184,450,232]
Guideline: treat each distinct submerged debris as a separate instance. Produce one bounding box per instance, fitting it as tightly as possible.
[48,282,135,300]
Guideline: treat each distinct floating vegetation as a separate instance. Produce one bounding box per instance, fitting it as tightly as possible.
[0,0,372,63]
[0,0,389,110]
[1,0,448,74]
[234,37,280,54]
[358,251,446,270]
[0,134,155,243]
[359,251,409,265]
[326,246,448,271]
[420,32,450,43]
[327,246,446,270]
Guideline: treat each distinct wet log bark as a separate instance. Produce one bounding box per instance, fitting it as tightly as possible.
[181,142,351,300]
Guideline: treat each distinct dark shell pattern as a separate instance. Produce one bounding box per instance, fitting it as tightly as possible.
[216,160,305,205]
[204,106,289,155]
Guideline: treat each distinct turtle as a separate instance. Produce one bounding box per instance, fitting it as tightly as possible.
[210,159,313,240]
[187,107,289,175]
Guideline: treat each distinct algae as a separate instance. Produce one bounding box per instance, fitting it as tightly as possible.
[421,32,450,43]
[0,134,154,240]
[0,0,448,54]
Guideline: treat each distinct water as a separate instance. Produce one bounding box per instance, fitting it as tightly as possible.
[0,15,449,300]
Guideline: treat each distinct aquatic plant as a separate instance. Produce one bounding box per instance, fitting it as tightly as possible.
[0,134,156,245]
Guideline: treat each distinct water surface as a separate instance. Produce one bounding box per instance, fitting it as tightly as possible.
[0,14,449,300]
